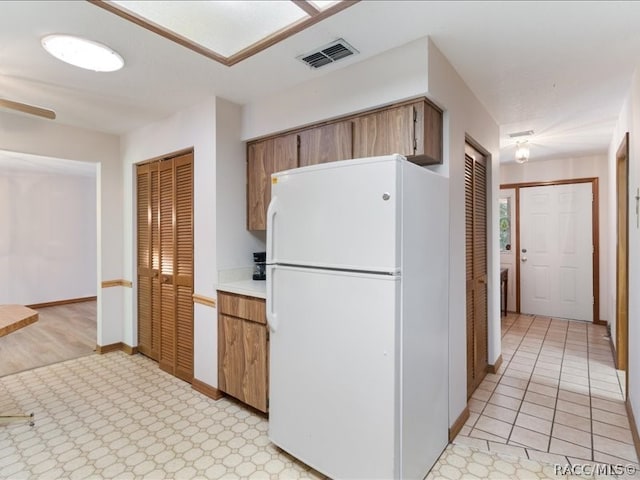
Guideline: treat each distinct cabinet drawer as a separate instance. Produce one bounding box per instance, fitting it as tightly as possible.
[217,291,266,324]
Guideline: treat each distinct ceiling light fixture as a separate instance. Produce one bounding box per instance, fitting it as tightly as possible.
[515,140,530,164]
[41,34,124,72]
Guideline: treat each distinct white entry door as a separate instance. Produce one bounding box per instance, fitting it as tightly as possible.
[499,188,517,312]
[520,183,593,321]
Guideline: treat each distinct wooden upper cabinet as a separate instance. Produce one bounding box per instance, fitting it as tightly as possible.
[247,133,298,230]
[246,97,443,230]
[413,99,443,165]
[299,121,353,167]
[353,100,443,165]
[353,104,414,159]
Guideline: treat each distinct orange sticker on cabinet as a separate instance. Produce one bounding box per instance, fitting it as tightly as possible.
[272,177,278,184]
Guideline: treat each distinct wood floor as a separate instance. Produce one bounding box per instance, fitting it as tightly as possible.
[0,301,96,377]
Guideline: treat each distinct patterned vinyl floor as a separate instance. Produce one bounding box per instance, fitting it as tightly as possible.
[0,350,637,479]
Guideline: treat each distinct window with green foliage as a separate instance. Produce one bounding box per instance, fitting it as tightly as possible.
[499,198,511,252]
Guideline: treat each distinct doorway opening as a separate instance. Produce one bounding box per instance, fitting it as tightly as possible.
[0,150,98,377]
[500,178,600,324]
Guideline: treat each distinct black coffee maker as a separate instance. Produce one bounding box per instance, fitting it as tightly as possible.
[253,251,266,280]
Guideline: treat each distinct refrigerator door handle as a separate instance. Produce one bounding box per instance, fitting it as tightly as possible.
[266,195,278,264]
[266,264,278,333]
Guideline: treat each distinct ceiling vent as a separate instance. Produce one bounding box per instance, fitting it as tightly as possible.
[297,39,359,69]
[508,130,534,138]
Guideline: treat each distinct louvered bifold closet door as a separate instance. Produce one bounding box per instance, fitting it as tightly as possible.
[465,148,488,398]
[159,159,177,375]
[150,164,161,358]
[473,159,488,385]
[464,155,475,397]
[174,153,194,383]
[138,152,193,382]
[137,163,161,361]
[137,164,153,358]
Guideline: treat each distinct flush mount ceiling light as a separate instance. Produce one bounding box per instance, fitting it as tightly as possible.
[515,140,530,164]
[41,34,124,72]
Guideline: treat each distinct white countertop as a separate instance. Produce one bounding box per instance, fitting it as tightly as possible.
[216,267,266,299]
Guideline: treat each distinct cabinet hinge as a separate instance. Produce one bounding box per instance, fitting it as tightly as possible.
[413,106,417,123]
[297,136,301,148]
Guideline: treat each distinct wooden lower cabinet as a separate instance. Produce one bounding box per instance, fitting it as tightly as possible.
[217,291,268,412]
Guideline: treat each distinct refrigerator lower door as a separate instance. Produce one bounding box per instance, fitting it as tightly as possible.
[268,265,400,479]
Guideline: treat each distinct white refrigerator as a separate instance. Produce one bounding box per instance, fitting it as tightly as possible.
[266,154,449,480]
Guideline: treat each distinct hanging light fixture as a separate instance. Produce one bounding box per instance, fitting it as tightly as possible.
[515,140,530,164]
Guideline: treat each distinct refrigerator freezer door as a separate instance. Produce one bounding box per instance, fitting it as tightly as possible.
[267,155,401,273]
[268,265,400,479]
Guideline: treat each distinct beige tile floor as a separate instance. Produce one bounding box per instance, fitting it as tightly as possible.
[0,343,636,479]
[455,313,640,470]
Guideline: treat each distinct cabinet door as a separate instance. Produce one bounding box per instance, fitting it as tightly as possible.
[240,320,268,412]
[218,314,269,413]
[413,100,443,165]
[299,121,353,167]
[247,134,298,230]
[218,314,245,402]
[353,104,414,158]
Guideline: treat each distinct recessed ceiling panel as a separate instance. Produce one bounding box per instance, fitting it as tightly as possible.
[111,0,308,57]
[309,1,340,9]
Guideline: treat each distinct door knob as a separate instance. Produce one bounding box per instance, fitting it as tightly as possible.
[521,257,527,263]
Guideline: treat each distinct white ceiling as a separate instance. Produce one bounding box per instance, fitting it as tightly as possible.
[2,0,640,166]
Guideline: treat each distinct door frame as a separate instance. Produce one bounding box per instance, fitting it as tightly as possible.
[499,188,517,312]
[500,177,600,324]
[616,132,629,371]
